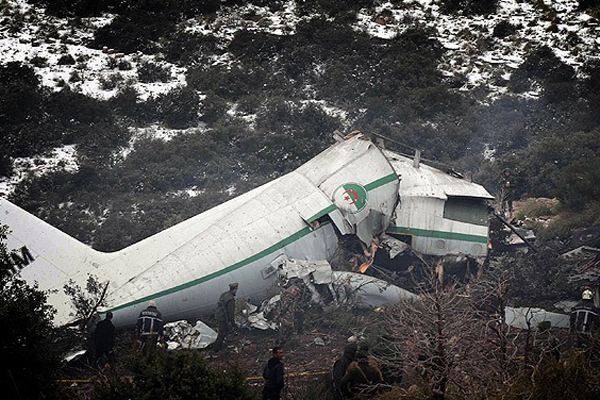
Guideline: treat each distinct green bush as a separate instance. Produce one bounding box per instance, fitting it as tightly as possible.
[199,94,229,123]
[92,350,254,400]
[57,54,76,65]
[493,20,518,38]
[504,352,600,400]
[163,32,219,66]
[93,14,172,54]
[0,225,61,400]
[156,86,200,129]
[110,86,157,123]
[509,46,576,94]
[138,60,171,83]
[514,198,559,221]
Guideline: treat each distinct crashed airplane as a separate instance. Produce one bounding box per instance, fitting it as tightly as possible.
[1,132,493,328]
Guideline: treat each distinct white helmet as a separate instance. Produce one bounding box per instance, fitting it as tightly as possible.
[582,289,593,300]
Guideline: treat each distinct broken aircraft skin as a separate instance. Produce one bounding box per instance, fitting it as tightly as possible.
[384,150,493,259]
[1,133,493,328]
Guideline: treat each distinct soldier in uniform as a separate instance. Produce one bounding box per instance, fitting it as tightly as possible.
[213,282,238,351]
[262,347,285,400]
[499,168,516,220]
[332,343,358,399]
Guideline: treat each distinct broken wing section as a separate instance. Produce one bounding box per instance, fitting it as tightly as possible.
[297,135,399,244]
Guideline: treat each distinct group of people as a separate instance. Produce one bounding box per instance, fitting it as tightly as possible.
[91,280,598,397]
[332,340,385,399]
[91,281,238,367]
[91,299,164,367]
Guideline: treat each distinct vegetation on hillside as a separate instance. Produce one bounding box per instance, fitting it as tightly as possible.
[1,1,599,251]
[0,225,61,399]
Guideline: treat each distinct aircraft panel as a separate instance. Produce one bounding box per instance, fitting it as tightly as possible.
[296,137,370,185]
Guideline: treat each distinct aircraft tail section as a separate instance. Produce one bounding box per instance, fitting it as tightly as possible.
[0,197,113,325]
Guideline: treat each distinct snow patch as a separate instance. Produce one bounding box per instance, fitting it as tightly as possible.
[0,145,79,196]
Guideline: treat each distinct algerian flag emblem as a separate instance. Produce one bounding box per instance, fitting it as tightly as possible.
[332,183,368,214]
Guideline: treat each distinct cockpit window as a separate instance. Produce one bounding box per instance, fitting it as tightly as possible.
[443,197,489,226]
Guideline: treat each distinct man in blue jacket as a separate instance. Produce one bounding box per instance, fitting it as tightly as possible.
[263,346,285,400]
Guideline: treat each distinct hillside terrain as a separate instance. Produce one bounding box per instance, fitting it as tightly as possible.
[1,0,599,250]
[2,2,600,399]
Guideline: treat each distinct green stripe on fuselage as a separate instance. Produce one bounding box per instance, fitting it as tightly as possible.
[386,226,488,243]
[108,226,315,313]
[364,173,397,191]
[107,172,399,313]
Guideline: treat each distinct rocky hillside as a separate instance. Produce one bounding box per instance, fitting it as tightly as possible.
[1,0,599,250]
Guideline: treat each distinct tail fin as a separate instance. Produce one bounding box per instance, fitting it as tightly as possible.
[1,198,113,325]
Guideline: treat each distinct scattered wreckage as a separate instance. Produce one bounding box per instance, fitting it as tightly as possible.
[502,226,600,331]
[163,259,417,347]
[2,132,493,329]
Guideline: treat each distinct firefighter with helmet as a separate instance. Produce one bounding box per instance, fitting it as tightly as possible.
[570,287,600,347]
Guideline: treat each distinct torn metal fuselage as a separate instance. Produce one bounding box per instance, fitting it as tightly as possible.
[384,150,493,260]
[3,133,492,328]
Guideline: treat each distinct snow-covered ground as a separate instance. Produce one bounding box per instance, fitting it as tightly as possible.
[0,145,78,196]
[1,0,598,194]
[3,0,597,104]
[353,0,599,99]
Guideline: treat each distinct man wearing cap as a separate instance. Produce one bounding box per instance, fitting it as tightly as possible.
[137,300,164,355]
[213,283,238,351]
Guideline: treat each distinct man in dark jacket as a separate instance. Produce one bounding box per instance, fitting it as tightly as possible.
[340,350,384,398]
[94,312,115,365]
[570,287,600,347]
[263,347,285,400]
[213,283,238,351]
[137,300,163,355]
[332,342,358,399]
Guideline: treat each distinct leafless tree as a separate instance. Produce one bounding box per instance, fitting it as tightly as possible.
[377,259,574,399]
[379,268,489,400]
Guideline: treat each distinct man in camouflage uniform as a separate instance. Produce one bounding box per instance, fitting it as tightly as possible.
[499,168,516,220]
[213,282,238,351]
[279,279,309,337]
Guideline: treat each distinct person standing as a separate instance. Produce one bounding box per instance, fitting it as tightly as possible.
[499,168,516,220]
[263,347,285,400]
[94,312,115,366]
[570,287,600,347]
[213,283,238,351]
[137,300,163,356]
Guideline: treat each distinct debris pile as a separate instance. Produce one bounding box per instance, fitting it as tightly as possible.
[233,258,417,332]
[164,320,217,350]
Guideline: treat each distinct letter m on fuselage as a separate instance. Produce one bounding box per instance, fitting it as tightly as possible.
[10,246,35,273]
